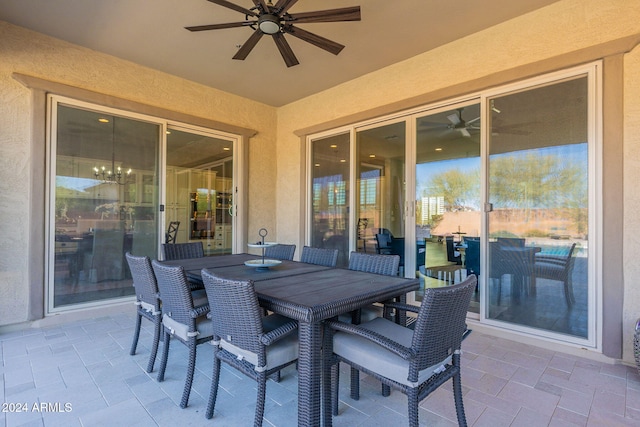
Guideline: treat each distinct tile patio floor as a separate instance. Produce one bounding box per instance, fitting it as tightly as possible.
[2,303,640,427]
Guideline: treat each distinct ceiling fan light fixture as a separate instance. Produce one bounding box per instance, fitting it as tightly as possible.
[258,15,281,34]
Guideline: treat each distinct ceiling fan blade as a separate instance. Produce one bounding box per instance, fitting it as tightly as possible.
[286,6,361,23]
[233,30,265,60]
[272,32,299,67]
[273,0,299,15]
[459,128,471,138]
[466,116,481,126]
[207,0,258,17]
[251,0,270,14]
[447,113,461,125]
[185,21,255,31]
[283,25,344,55]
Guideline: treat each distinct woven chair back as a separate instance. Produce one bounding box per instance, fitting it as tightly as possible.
[347,251,399,276]
[151,260,194,326]
[300,246,338,267]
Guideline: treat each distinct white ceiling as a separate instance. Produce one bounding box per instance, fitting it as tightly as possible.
[0,0,560,107]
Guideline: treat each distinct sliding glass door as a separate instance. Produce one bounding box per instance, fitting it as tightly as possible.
[486,74,592,340]
[309,132,351,267]
[307,63,599,346]
[355,120,407,265]
[414,103,481,310]
[166,127,235,256]
[49,100,160,308]
[48,98,240,311]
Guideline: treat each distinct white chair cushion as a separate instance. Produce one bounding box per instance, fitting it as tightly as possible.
[220,314,298,371]
[163,314,213,341]
[333,317,451,387]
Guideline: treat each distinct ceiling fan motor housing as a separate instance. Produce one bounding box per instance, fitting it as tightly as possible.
[258,14,281,34]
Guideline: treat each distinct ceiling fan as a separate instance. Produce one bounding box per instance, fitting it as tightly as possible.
[419,108,480,138]
[445,108,480,138]
[185,0,361,67]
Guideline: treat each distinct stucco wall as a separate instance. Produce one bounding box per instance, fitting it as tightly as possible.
[623,44,640,366]
[0,21,277,326]
[276,0,640,362]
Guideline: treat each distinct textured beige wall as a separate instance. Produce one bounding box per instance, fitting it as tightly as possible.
[623,45,640,365]
[276,0,640,362]
[0,21,277,325]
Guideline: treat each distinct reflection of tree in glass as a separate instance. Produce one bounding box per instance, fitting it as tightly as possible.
[419,150,587,236]
[489,152,586,210]
[426,168,480,212]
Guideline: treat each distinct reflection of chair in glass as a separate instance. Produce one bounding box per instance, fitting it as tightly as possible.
[151,261,212,409]
[324,235,348,267]
[446,236,462,265]
[357,218,369,252]
[201,271,299,424]
[131,220,157,259]
[264,244,296,260]
[375,233,392,255]
[165,221,180,244]
[465,239,480,277]
[327,275,477,425]
[497,237,525,248]
[125,252,161,373]
[534,243,577,306]
[300,246,338,267]
[162,242,204,260]
[89,227,125,283]
[490,243,536,303]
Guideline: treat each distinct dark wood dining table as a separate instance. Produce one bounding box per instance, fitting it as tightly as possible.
[161,254,420,427]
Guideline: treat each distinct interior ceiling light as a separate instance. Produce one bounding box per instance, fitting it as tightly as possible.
[435,148,443,151]
[98,118,110,123]
[330,144,338,148]
[340,159,346,163]
[223,147,230,151]
[369,154,376,158]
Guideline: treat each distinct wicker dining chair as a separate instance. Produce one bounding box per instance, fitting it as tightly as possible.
[300,246,339,267]
[340,251,401,398]
[201,269,299,425]
[264,244,296,261]
[327,275,477,426]
[345,251,400,321]
[161,241,204,261]
[151,260,212,409]
[125,252,161,373]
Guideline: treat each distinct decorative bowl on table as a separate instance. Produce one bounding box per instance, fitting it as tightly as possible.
[244,259,282,269]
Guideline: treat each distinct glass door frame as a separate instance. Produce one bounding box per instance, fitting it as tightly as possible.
[305,62,601,349]
[479,63,601,348]
[164,123,241,254]
[46,95,165,313]
[46,96,245,314]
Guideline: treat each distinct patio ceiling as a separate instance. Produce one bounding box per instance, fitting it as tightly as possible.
[0,0,561,107]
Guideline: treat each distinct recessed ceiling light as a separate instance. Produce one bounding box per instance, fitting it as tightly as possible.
[166,130,171,134]
[330,144,338,148]
[223,147,230,151]
[369,154,376,158]
[435,148,443,151]
[98,118,109,123]
[315,163,320,167]
[340,159,346,163]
